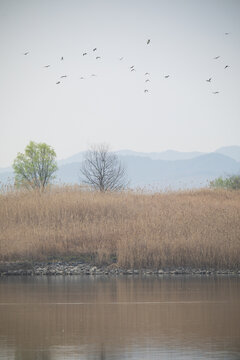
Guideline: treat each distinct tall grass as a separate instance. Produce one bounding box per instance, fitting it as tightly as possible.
[0,186,240,269]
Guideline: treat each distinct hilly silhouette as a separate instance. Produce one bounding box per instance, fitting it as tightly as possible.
[58,149,205,165]
[58,145,240,164]
[56,150,240,190]
[120,153,239,189]
[215,146,240,162]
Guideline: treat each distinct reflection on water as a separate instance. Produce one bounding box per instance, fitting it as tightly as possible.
[0,276,239,359]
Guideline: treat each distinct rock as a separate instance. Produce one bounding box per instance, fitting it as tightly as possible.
[0,261,239,277]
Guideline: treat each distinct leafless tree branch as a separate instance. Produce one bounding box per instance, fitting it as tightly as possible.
[80,144,128,192]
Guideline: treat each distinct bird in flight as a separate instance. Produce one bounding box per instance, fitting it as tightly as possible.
[212,91,219,94]
[225,32,230,35]
[61,56,64,60]
[23,52,29,55]
[131,68,136,72]
[164,75,170,78]
[224,65,229,69]
[93,48,97,51]
[145,79,150,82]
[96,56,101,59]
[145,72,150,75]
[206,77,212,82]
[147,39,151,45]
[83,52,87,56]
[213,56,220,59]
[130,65,135,69]
[144,89,149,93]
[80,77,85,80]
[44,65,50,68]
[56,81,61,85]
[60,75,67,78]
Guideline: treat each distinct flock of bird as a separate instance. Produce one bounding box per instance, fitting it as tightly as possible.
[23,34,231,94]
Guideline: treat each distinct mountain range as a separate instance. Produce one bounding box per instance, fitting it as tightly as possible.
[1,146,240,190]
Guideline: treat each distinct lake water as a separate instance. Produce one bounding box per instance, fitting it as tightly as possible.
[0,276,239,359]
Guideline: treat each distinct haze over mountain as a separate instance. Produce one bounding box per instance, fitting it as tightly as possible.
[116,149,205,161]
[1,146,239,190]
[58,149,205,165]
[56,152,239,190]
[215,146,240,162]
[121,153,239,189]
[58,146,240,165]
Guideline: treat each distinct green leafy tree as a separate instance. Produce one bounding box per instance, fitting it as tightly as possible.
[210,174,240,190]
[13,141,58,190]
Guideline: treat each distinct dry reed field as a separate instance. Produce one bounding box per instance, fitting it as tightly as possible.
[0,186,240,269]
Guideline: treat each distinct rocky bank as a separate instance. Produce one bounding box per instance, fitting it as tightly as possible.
[0,261,239,276]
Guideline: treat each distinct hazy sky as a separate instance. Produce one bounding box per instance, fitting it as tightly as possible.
[0,0,240,167]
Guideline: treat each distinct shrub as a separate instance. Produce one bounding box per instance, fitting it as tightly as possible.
[210,175,240,190]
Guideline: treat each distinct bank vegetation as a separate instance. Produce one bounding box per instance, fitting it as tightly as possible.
[0,186,239,269]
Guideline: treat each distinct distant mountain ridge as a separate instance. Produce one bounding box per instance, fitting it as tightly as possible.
[55,152,239,190]
[58,149,205,165]
[215,146,240,162]
[119,152,239,189]
[57,145,240,165]
[1,146,239,190]
[116,149,205,161]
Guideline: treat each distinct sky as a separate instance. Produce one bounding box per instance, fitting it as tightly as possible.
[0,0,240,167]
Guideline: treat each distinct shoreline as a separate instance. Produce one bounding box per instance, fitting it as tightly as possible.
[0,261,239,276]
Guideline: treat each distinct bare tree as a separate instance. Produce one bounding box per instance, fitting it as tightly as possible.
[80,144,128,191]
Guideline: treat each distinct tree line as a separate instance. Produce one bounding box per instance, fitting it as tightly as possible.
[12,141,240,191]
[13,141,128,191]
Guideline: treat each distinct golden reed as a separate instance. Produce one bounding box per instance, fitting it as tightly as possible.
[0,186,239,269]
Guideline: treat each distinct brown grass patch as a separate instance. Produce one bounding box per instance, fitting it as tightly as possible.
[0,186,240,269]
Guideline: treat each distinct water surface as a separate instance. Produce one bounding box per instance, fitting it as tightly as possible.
[0,276,239,359]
